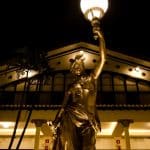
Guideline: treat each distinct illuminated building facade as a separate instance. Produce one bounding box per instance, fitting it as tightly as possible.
[0,42,150,149]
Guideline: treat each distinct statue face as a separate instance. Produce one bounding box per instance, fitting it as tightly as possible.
[70,53,85,76]
[74,83,83,97]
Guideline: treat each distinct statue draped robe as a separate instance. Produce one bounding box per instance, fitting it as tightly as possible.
[52,75,100,150]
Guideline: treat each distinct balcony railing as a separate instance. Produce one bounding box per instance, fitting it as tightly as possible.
[0,91,149,109]
[0,71,149,110]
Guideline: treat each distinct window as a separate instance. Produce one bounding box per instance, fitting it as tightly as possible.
[54,73,64,91]
[114,76,125,92]
[101,73,113,92]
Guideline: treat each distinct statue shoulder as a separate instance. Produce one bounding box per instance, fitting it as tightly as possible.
[81,74,96,87]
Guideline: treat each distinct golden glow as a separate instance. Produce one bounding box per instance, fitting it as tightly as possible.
[0,122,15,129]
[134,66,140,72]
[122,129,150,136]
[131,66,142,78]
[79,50,84,55]
[28,70,39,78]
[124,66,144,79]
[0,128,43,136]
[17,69,39,79]
[97,122,117,136]
[80,0,108,21]
[146,123,150,127]
[0,121,43,136]
[0,128,35,136]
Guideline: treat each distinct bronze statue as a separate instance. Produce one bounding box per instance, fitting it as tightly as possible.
[51,30,106,150]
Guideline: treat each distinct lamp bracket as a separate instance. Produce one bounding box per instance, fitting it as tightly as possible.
[91,18,101,40]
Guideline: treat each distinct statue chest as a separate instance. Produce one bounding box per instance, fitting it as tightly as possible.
[71,76,96,95]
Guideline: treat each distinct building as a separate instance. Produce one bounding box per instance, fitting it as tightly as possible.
[0,42,150,149]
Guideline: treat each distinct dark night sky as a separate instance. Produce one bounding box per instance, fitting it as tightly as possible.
[0,0,150,63]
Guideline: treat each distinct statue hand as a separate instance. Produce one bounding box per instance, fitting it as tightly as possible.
[52,117,61,129]
[96,123,101,132]
[48,121,57,138]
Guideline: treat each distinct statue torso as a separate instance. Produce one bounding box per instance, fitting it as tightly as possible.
[69,74,97,113]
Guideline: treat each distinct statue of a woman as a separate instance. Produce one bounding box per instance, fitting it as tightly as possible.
[52,31,106,150]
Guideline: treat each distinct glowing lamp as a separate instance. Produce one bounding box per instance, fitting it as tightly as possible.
[80,0,108,21]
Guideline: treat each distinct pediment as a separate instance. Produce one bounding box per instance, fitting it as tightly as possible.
[47,42,150,81]
[0,42,149,87]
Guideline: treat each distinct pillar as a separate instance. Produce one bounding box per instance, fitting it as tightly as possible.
[118,119,133,150]
[32,119,47,150]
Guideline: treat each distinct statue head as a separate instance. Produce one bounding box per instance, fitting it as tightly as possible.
[70,53,85,76]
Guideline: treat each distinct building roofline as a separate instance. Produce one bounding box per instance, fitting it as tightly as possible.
[0,104,150,111]
[47,42,150,68]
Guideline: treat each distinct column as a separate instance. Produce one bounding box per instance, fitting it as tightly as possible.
[32,119,47,150]
[118,119,133,150]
